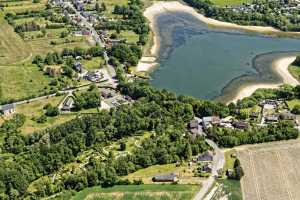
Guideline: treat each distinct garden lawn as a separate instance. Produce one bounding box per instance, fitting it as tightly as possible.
[72,184,198,200]
[81,57,104,70]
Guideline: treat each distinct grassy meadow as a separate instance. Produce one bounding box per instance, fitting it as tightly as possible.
[288,65,300,82]
[210,0,252,6]
[15,95,76,134]
[0,64,51,102]
[0,13,31,65]
[72,184,199,200]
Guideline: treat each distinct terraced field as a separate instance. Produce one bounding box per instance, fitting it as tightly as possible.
[238,140,300,200]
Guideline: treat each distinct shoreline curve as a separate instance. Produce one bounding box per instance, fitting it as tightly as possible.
[138,1,300,101]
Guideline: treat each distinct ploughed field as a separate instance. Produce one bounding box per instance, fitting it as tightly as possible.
[238,140,300,200]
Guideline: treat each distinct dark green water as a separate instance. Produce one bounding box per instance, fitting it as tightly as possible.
[150,12,300,102]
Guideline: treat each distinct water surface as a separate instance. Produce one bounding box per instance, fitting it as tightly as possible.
[150,12,300,102]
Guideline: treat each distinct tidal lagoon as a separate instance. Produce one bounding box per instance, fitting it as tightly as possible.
[150,11,300,102]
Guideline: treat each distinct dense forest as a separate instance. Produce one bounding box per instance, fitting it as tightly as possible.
[0,79,299,199]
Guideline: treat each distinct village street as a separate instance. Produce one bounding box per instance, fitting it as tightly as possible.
[194,139,225,200]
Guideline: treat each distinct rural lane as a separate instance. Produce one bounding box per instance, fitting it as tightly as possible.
[193,139,225,200]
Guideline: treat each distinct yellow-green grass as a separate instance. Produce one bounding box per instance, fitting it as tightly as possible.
[108,132,152,154]
[13,17,47,26]
[124,163,201,184]
[109,30,139,44]
[224,149,236,173]
[4,3,46,13]
[287,99,300,109]
[288,65,300,82]
[3,0,47,13]
[72,184,199,200]
[27,36,92,55]
[0,64,52,102]
[210,0,252,7]
[0,13,31,65]
[81,57,104,70]
[15,96,76,134]
[100,0,128,17]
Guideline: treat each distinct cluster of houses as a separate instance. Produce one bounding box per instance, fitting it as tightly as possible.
[188,116,250,136]
[229,1,300,16]
[151,150,215,183]
[187,99,300,136]
[261,99,298,125]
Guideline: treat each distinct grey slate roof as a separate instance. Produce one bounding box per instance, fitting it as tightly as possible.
[0,103,15,111]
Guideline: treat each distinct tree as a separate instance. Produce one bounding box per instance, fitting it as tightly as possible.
[119,142,126,151]
[292,105,300,114]
[45,105,59,117]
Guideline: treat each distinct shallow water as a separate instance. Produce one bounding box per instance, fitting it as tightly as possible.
[150,12,300,102]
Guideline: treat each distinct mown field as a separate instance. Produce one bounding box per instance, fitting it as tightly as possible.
[0,13,31,65]
[124,163,202,184]
[238,140,300,200]
[210,0,252,6]
[72,184,199,200]
[0,64,51,102]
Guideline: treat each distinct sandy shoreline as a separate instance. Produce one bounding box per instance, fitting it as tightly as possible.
[230,56,299,103]
[138,1,300,101]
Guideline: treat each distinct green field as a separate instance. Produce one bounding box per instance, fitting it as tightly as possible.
[210,0,252,6]
[72,184,198,200]
[287,99,300,109]
[0,13,31,65]
[0,64,52,102]
[224,149,236,173]
[15,96,76,134]
[217,179,242,200]
[3,0,47,13]
[288,65,300,82]
[81,57,104,70]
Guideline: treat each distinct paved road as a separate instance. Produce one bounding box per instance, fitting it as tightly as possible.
[193,139,225,200]
[1,82,113,108]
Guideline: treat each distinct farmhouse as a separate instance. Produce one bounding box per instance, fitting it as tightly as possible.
[0,104,16,116]
[197,150,214,162]
[232,121,249,129]
[201,163,212,173]
[152,173,178,183]
[202,116,220,129]
[61,97,75,111]
[188,119,199,134]
[265,115,279,123]
[279,112,296,120]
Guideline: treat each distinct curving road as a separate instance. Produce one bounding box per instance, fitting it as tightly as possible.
[194,139,225,200]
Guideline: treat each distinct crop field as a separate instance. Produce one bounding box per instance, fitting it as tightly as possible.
[238,140,300,200]
[72,184,198,200]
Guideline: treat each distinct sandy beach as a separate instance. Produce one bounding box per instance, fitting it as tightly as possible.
[136,56,158,72]
[139,1,300,100]
[230,56,299,103]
